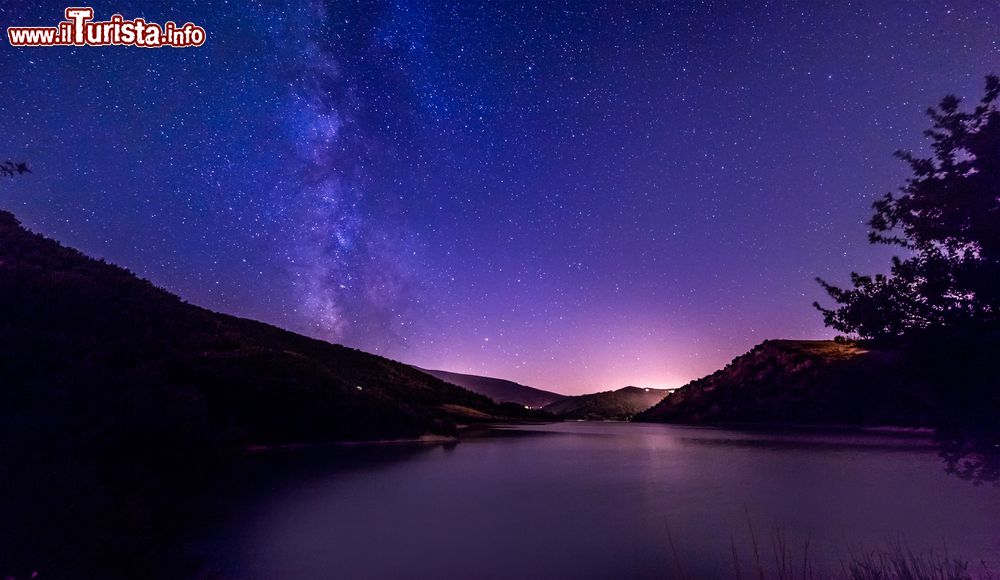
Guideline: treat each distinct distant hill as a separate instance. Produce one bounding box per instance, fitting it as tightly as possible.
[417,368,566,408]
[634,339,934,426]
[542,386,670,420]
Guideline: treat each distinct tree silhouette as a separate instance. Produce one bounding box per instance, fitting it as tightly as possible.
[815,75,1000,341]
[0,161,30,178]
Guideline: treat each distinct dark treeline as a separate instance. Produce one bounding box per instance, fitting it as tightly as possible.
[815,75,1000,485]
[0,209,546,578]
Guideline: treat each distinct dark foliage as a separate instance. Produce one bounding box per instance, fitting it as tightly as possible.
[0,210,532,577]
[807,75,1000,484]
[815,75,1000,341]
[0,160,30,177]
[634,340,932,426]
[636,335,1000,486]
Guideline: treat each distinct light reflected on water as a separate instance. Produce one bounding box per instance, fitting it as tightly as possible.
[194,422,1000,579]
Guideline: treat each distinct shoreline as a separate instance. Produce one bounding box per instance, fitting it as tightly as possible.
[246,433,459,453]
[245,420,940,453]
[635,419,938,435]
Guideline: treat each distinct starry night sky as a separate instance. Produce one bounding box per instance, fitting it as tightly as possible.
[1,1,997,393]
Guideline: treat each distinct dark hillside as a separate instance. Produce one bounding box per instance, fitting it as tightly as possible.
[0,210,530,577]
[543,386,669,420]
[418,367,566,408]
[635,340,932,426]
[0,210,525,444]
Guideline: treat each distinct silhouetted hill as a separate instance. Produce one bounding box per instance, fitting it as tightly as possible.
[635,340,934,426]
[0,210,532,443]
[0,209,538,577]
[417,368,566,408]
[542,386,669,420]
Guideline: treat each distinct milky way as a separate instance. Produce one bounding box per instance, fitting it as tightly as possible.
[278,1,422,351]
[2,1,999,393]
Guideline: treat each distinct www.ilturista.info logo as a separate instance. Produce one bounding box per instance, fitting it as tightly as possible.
[7,7,205,48]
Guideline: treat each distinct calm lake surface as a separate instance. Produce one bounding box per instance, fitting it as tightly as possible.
[196,422,1000,579]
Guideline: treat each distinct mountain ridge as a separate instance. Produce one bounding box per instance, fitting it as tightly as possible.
[0,207,546,575]
[0,209,535,446]
[416,367,566,408]
[542,385,670,420]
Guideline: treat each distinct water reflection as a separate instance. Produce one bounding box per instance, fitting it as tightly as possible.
[195,422,1000,579]
[937,425,1000,486]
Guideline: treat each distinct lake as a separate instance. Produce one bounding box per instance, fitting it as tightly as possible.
[194,422,1000,579]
